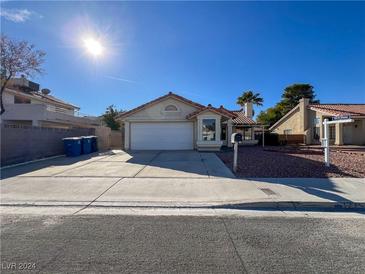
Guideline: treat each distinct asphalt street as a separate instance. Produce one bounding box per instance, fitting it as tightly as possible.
[1,214,365,274]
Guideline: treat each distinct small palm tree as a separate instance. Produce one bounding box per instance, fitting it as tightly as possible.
[236,90,263,107]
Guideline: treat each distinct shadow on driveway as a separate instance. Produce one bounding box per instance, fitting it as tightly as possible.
[1,150,235,179]
[0,151,113,179]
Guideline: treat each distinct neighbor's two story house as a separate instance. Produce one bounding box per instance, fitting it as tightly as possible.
[117,92,258,151]
[269,98,365,145]
[1,77,100,129]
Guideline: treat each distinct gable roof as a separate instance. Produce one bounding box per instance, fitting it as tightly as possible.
[231,110,257,125]
[117,92,206,119]
[117,91,261,123]
[308,104,365,117]
[186,105,237,119]
[269,104,301,131]
[269,103,365,131]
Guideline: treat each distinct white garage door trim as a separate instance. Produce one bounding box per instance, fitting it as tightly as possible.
[131,122,194,150]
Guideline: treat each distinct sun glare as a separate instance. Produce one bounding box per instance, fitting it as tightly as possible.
[83,37,103,57]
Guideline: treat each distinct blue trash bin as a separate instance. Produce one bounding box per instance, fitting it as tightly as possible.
[90,136,98,152]
[81,136,92,154]
[62,137,82,157]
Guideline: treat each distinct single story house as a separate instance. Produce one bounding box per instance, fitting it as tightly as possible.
[117,92,258,151]
[269,98,365,145]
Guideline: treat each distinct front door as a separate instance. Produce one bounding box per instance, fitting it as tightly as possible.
[221,125,227,146]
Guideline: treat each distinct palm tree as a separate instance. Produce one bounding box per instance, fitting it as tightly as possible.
[236,90,264,107]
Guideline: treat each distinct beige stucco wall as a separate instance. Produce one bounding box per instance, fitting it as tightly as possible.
[123,98,199,121]
[121,98,200,150]
[271,100,365,145]
[196,111,223,151]
[307,111,365,145]
[343,119,365,145]
[309,110,365,145]
[196,111,221,141]
[121,99,231,151]
[271,107,302,134]
[354,119,365,145]
[307,110,323,144]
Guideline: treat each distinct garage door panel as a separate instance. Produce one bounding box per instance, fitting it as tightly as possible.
[131,122,193,150]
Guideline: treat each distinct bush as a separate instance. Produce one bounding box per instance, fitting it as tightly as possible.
[255,132,280,146]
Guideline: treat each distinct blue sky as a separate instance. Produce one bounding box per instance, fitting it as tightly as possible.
[1,1,364,116]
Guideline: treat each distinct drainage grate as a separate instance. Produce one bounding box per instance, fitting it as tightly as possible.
[259,188,277,196]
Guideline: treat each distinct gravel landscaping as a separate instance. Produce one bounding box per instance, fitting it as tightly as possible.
[216,146,365,178]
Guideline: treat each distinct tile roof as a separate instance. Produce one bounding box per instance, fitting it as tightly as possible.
[308,104,365,117]
[186,105,237,119]
[118,92,206,119]
[231,110,257,125]
[118,91,258,124]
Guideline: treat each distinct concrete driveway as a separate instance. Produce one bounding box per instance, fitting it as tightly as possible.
[0,150,243,208]
[2,150,364,213]
[67,150,235,178]
[1,150,234,179]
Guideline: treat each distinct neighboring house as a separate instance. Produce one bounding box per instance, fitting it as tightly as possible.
[117,92,258,151]
[230,109,258,146]
[1,77,100,129]
[269,98,365,145]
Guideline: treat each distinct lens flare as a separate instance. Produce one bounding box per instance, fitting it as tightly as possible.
[83,37,103,56]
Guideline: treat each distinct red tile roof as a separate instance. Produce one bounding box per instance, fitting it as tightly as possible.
[231,110,257,125]
[308,104,365,117]
[186,105,237,119]
[117,92,206,119]
[118,92,258,125]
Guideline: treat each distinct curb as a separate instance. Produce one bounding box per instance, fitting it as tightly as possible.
[1,201,364,212]
[214,201,365,211]
[0,150,116,170]
[0,155,65,170]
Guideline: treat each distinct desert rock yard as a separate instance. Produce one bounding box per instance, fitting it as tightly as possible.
[216,146,365,178]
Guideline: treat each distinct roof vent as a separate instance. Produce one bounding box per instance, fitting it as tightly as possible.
[41,88,51,95]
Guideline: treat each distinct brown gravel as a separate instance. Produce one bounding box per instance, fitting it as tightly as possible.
[216,146,365,178]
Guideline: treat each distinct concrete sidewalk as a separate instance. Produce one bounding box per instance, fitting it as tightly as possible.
[1,176,364,213]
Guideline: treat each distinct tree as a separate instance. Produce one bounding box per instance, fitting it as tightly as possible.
[236,90,264,107]
[0,35,46,115]
[256,83,319,126]
[256,106,283,126]
[280,84,319,113]
[102,105,122,130]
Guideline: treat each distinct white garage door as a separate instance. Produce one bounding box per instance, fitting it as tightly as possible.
[131,122,194,150]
